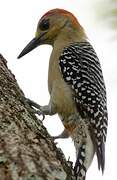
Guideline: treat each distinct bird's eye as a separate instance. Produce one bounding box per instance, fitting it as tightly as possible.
[39,19,50,31]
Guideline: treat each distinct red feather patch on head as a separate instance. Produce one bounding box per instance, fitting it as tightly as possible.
[41,9,78,25]
[57,9,78,25]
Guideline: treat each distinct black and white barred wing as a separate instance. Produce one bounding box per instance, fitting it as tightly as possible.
[59,41,108,172]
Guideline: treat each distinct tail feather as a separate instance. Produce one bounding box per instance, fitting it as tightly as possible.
[96,142,105,173]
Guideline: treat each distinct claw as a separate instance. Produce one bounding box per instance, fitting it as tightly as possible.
[32,109,45,121]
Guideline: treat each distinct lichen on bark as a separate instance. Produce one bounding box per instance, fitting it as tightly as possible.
[0,54,74,180]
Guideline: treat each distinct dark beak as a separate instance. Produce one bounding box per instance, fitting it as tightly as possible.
[17,37,41,59]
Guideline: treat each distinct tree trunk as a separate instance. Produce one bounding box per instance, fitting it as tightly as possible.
[0,54,74,180]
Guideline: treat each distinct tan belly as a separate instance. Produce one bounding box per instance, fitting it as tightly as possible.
[48,46,77,118]
[50,78,77,118]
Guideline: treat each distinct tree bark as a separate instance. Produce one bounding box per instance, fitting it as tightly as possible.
[0,54,74,180]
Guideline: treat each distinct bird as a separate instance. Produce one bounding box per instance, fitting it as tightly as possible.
[18,8,108,180]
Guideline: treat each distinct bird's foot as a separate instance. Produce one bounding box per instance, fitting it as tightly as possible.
[22,97,45,121]
[52,129,69,140]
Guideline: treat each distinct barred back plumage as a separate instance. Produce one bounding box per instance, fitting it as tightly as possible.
[17,8,108,180]
[59,41,108,173]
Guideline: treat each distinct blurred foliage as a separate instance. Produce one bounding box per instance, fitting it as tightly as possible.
[94,0,117,36]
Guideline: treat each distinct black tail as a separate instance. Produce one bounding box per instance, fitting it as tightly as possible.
[96,142,105,173]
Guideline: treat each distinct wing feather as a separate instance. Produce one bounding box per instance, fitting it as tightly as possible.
[59,41,108,172]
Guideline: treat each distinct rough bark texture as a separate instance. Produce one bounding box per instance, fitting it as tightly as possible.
[0,54,74,180]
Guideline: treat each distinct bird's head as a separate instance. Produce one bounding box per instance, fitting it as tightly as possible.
[18,8,85,59]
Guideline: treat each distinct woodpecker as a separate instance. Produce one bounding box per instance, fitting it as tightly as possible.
[18,9,108,180]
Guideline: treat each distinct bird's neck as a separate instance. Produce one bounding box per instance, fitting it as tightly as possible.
[53,26,87,49]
